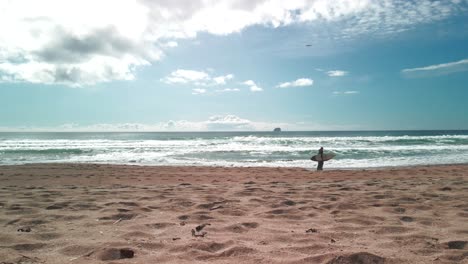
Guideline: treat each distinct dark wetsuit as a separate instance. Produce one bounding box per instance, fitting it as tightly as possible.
[317,148,324,171]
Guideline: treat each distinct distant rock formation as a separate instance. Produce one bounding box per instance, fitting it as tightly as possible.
[273,127,281,132]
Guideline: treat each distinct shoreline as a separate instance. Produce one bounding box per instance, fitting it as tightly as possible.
[1,163,467,263]
[2,161,468,171]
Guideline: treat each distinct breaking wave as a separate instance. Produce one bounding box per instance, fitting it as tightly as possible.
[1,131,467,168]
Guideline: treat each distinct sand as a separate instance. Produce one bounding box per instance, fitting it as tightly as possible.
[0,163,467,264]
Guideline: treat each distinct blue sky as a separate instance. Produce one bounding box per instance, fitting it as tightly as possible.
[0,0,467,131]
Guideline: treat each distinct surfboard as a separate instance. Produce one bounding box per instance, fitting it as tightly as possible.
[310,152,336,162]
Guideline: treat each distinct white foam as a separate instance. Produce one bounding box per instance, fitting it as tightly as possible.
[1,133,468,168]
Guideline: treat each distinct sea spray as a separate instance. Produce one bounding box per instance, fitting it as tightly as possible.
[1,131,467,168]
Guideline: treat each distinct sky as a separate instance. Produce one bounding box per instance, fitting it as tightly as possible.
[0,0,468,131]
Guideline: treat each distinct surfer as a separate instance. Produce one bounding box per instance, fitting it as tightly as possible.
[310,147,334,170]
[317,147,324,171]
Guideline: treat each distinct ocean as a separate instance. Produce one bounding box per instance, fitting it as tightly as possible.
[1,131,467,169]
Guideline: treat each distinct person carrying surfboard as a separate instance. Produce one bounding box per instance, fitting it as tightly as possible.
[317,147,324,171]
[310,147,335,169]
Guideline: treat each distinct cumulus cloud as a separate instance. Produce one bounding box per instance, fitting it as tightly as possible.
[0,2,159,86]
[0,0,466,86]
[277,78,313,88]
[141,0,466,39]
[242,80,263,92]
[401,58,468,77]
[243,80,255,86]
[327,70,348,77]
[162,41,178,48]
[213,74,234,85]
[161,69,234,87]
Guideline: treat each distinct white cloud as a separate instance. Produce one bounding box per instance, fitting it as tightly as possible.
[192,88,207,95]
[250,86,263,92]
[0,115,280,131]
[162,69,210,84]
[242,80,263,92]
[162,41,178,48]
[0,114,369,132]
[333,90,359,95]
[242,80,255,86]
[277,78,313,88]
[213,74,234,85]
[0,0,466,86]
[205,115,253,130]
[216,88,240,93]
[162,69,234,87]
[401,58,468,77]
[0,1,159,86]
[165,115,293,131]
[327,70,348,77]
[0,53,151,87]
[143,0,465,40]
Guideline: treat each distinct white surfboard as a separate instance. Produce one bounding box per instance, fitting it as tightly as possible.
[310,152,336,162]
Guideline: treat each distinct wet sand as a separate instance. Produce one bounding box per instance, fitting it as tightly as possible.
[0,164,467,263]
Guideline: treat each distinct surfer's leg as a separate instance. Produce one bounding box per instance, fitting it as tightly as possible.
[317,161,323,171]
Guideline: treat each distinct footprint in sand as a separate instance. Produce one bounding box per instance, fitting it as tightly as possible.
[326,252,386,264]
[447,241,467,249]
[178,215,190,220]
[217,246,256,258]
[59,244,95,256]
[95,248,135,261]
[145,222,175,229]
[282,200,296,206]
[12,243,47,251]
[32,233,62,240]
[225,222,259,233]
[99,213,137,221]
[46,202,70,210]
[192,241,229,253]
[400,216,414,222]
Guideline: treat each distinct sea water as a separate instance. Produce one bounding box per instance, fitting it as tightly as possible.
[1,131,467,169]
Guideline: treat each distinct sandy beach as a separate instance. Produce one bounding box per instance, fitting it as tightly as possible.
[0,164,467,263]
